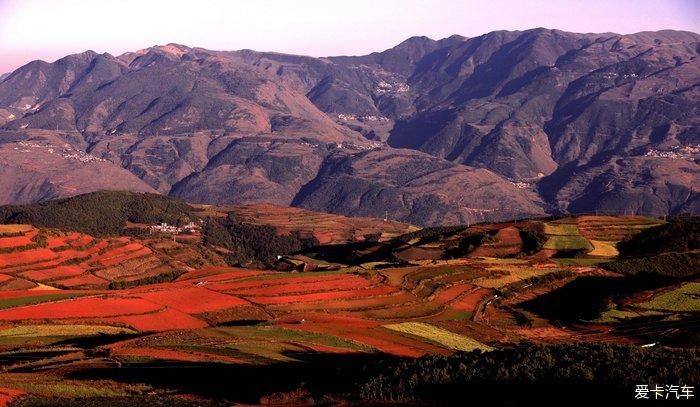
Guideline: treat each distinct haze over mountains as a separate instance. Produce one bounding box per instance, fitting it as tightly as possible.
[0,28,698,225]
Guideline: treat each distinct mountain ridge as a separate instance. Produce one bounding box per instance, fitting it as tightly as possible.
[0,28,697,225]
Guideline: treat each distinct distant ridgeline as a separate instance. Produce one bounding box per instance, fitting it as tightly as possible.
[604,216,700,278]
[0,191,195,236]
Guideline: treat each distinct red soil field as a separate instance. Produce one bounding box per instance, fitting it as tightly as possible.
[53,274,109,288]
[513,326,576,343]
[53,240,110,261]
[272,292,418,312]
[395,246,444,262]
[226,276,372,296]
[245,285,398,305]
[97,247,152,267]
[0,249,58,268]
[450,287,492,312]
[0,387,25,407]
[112,308,209,331]
[20,265,85,281]
[68,234,94,247]
[46,238,69,249]
[0,232,36,249]
[207,273,357,292]
[0,259,66,274]
[177,267,269,283]
[432,283,477,304]
[0,278,37,290]
[576,216,660,241]
[116,265,176,282]
[470,226,522,257]
[0,297,162,320]
[132,287,249,313]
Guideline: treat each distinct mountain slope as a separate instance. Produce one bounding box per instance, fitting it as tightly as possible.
[0,29,697,224]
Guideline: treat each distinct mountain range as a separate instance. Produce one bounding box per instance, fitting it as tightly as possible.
[0,28,698,225]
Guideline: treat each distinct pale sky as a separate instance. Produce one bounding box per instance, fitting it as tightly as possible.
[0,0,698,73]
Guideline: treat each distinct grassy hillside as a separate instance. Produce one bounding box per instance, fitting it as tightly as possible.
[0,191,195,236]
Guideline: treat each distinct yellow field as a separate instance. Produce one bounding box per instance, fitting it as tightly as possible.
[0,324,136,337]
[0,224,34,235]
[588,240,619,257]
[473,266,558,288]
[477,257,529,264]
[384,322,492,351]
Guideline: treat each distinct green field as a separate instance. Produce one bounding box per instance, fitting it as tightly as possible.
[0,293,89,310]
[543,235,593,251]
[138,325,376,364]
[551,258,610,266]
[637,283,700,312]
[542,221,594,252]
[544,223,580,236]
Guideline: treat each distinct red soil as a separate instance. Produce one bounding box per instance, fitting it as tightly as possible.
[227,276,371,296]
[513,326,576,342]
[0,234,34,249]
[470,226,522,257]
[53,241,110,262]
[53,274,109,288]
[46,238,69,249]
[246,285,397,305]
[176,266,260,282]
[0,278,37,290]
[0,387,25,407]
[112,308,209,331]
[433,283,477,304]
[20,265,85,281]
[273,292,417,312]
[68,234,94,247]
[0,249,58,268]
[132,287,248,313]
[395,246,444,262]
[207,273,355,292]
[0,259,67,274]
[450,287,492,312]
[98,247,152,267]
[0,297,162,320]
[0,274,12,283]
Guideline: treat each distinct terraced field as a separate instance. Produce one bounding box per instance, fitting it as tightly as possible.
[0,226,214,290]
[195,203,417,244]
[0,214,692,405]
